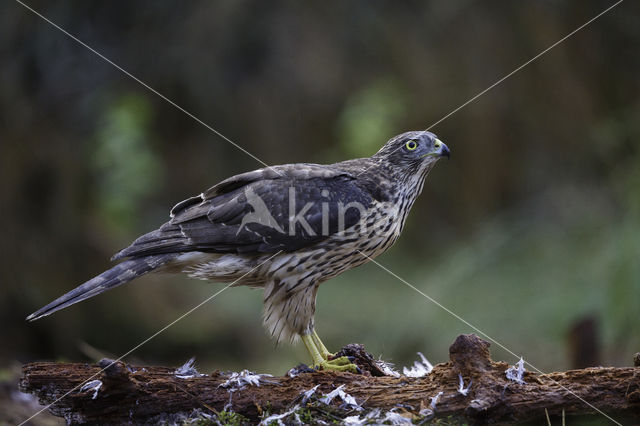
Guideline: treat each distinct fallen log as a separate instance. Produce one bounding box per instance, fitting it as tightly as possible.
[20,334,640,424]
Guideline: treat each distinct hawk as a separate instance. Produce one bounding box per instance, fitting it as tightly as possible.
[27,131,449,372]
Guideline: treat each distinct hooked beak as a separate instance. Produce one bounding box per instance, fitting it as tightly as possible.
[436,139,450,159]
[423,139,450,159]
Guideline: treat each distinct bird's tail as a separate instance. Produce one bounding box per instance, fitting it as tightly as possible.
[26,254,176,322]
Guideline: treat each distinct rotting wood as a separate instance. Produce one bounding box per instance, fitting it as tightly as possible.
[20,334,640,424]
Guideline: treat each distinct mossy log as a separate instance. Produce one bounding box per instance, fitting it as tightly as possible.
[20,334,640,424]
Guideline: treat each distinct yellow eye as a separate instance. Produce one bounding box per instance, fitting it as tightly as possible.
[405,140,418,151]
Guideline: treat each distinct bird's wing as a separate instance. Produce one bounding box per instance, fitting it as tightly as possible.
[112,164,374,259]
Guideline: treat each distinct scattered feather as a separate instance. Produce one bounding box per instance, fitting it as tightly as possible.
[301,384,320,404]
[220,369,273,390]
[80,380,102,399]
[343,408,381,425]
[344,409,411,425]
[174,357,205,379]
[333,407,435,426]
[419,407,434,418]
[223,393,234,412]
[457,374,472,396]
[343,415,364,425]
[381,410,413,425]
[319,385,342,404]
[339,393,361,410]
[319,384,362,411]
[259,404,300,426]
[430,391,444,409]
[402,352,433,377]
[184,411,213,423]
[376,358,401,377]
[161,408,215,424]
[505,357,526,385]
[220,370,275,412]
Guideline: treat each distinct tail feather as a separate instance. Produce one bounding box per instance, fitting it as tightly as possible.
[26,254,175,322]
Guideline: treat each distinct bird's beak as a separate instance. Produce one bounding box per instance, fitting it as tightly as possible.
[436,140,450,159]
[423,139,450,159]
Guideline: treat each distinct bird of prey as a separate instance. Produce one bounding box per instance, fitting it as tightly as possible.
[27,131,449,372]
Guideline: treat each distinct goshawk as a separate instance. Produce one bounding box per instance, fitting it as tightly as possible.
[27,131,450,372]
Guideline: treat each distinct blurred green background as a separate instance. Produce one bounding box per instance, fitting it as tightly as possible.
[1,1,640,420]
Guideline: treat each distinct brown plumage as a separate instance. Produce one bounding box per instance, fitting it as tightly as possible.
[27,130,449,371]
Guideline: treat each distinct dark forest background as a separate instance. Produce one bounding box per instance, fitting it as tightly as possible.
[1,1,639,421]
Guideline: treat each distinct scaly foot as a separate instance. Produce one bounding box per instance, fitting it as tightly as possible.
[315,356,359,373]
[301,332,359,373]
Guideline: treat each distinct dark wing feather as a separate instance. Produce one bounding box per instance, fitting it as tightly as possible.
[112,164,373,259]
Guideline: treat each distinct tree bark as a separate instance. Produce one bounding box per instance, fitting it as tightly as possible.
[20,334,640,424]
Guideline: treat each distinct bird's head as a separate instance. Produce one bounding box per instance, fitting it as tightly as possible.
[374,131,450,174]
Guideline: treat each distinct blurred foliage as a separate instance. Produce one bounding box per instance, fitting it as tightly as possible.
[337,79,407,158]
[93,93,162,234]
[1,6,639,423]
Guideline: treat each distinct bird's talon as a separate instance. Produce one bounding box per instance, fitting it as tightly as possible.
[327,355,353,366]
[315,359,360,373]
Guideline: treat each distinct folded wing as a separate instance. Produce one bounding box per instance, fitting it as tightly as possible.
[112,164,373,259]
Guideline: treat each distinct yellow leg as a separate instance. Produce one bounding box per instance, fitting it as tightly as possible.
[301,331,358,373]
[312,329,333,360]
[301,334,324,366]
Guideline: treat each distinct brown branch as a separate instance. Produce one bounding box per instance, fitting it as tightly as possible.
[20,335,640,424]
